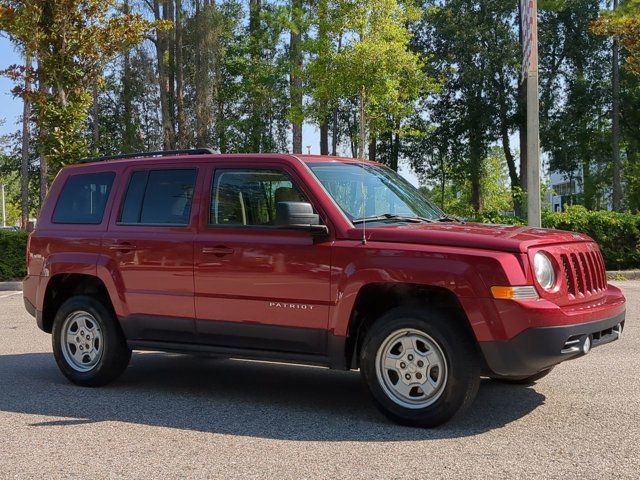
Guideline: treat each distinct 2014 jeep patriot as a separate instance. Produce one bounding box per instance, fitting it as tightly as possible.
[23,149,626,427]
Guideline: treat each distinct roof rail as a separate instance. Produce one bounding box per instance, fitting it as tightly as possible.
[78,148,215,164]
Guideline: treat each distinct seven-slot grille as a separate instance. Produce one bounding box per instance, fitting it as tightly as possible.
[560,249,607,297]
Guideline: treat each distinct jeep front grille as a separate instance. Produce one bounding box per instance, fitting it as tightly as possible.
[559,250,607,298]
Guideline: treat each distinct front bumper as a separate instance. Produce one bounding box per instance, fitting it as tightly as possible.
[480,311,625,378]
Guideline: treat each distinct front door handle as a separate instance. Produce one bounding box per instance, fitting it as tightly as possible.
[109,242,137,252]
[202,245,234,257]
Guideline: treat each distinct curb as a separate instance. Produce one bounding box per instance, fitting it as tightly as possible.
[0,281,22,292]
[607,270,640,281]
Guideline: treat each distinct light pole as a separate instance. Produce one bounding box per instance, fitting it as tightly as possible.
[521,0,541,227]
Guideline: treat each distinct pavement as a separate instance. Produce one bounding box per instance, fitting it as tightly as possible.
[0,284,638,479]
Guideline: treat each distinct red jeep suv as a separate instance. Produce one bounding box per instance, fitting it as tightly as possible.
[23,149,626,427]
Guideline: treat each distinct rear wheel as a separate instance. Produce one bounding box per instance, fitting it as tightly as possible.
[360,307,480,427]
[52,295,131,387]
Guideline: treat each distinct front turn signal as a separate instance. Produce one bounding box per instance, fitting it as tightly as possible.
[491,286,539,300]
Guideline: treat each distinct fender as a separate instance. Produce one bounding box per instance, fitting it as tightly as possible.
[35,253,100,312]
[328,240,529,341]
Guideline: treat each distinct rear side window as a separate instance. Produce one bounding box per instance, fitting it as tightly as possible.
[119,169,197,225]
[52,172,115,224]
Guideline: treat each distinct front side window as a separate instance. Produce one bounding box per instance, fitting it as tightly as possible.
[308,162,443,224]
[119,169,197,225]
[52,172,115,224]
[210,169,307,226]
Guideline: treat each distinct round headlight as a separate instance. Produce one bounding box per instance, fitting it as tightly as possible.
[534,251,555,290]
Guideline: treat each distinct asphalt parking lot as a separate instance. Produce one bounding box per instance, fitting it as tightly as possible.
[0,283,638,479]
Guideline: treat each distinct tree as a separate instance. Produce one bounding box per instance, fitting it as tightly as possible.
[592,0,640,76]
[540,0,611,210]
[307,0,432,160]
[592,0,640,210]
[414,0,517,211]
[0,0,159,194]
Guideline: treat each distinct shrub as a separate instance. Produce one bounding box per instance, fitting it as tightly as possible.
[0,230,29,281]
[468,206,640,270]
[542,206,640,270]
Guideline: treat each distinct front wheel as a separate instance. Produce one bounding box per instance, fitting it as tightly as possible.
[360,307,480,428]
[52,295,131,387]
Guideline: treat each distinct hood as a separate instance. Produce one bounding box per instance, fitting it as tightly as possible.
[346,222,592,253]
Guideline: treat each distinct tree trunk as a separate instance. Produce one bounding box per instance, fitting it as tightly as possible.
[612,0,622,211]
[440,153,446,209]
[122,52,135,150]
[154,0,175,149]
[249,0,263,151]
[582,159,595,210]
[469,132,482,212]
[36,56,48,209]
[166,0,176,133]
[290,0,303,154]
[390,131,400,172]
[320,117,329,155]
[368,136,376,162]
[21,51,31,229]
[331,106,339,155]
[358,86,366,159]
[92,79,99,148]
[289,0,302,153]
[497,70,521,216]
[517,1,527,198]
[122,1,135,152]
[175,0,186,148]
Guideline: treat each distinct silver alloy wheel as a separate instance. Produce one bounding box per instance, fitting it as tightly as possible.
[60,311,104,372]
[375,328,448,409]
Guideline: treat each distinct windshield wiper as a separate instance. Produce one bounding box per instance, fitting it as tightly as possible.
[352,213,435,224]
[436,214,464,223]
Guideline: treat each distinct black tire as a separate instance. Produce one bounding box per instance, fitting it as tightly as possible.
[360,306,480,428]
[52,295,131,387]
[493,367,554,385]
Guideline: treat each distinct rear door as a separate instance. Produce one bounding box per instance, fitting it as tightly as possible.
[104,163,201,343]
[193,161,333,355]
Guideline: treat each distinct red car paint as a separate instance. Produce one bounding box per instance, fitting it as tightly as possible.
[23,153,625,376]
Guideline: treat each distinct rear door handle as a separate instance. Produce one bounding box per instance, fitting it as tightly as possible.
[202,246,234,257]
[109,242,137,252]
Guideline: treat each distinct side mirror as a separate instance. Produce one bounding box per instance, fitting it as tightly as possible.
[276,202,328,235]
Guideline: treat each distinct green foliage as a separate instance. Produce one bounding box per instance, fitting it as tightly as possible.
[592,0,640,76]
[0,229,28,281]
[306,0,436,152]
[421,147,516,216]
[543,206,640,269]
[0,0,160,176]
[467,206,640,270]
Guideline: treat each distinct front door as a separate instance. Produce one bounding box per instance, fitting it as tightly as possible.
[194,164,332,355]
[104,165,200,342]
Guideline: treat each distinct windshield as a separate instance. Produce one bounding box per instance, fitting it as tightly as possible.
[308,162,444,224]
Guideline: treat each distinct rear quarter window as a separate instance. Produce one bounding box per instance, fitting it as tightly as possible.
[52,172,115,224]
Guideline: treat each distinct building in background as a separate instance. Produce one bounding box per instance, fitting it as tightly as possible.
[548,169,613,212]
